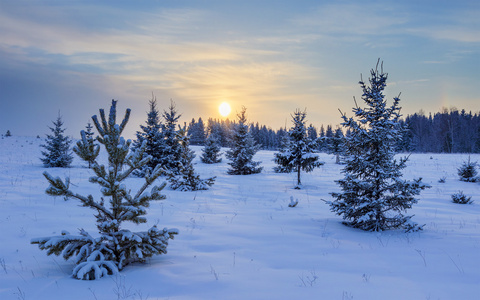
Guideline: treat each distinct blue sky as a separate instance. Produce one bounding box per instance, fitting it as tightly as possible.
[1,0,479,138]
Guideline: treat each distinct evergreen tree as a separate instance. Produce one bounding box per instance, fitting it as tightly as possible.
[5,130,11,137]
[321,125,334,153]
[131,96,163,177]
[169,125,216,190]
[328,61,429,232]
[307,124,318,141]
[188,117,206,145]
[273,130,294,173]
[457,156,478,182]
[32,100,178,280]
[397,119,414,152]
[73,122,99,168]
[276,127,288,149]
[40,115,73,168]
[273,109,324,188]
[226,107,263,175]
[327,127,345,164]
[317,125,326,152]
[159,100,182,175]
[196,118,206,145]
[476,126,480,153]
[201,131,223,164]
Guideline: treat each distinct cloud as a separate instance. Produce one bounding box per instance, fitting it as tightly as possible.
[405,6,480,43]
[412,27,480,43]
[291,2,408,37]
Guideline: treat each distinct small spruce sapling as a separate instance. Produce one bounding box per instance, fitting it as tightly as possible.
[327,127,345,164]
[168,125,216,191]
[32,100,178,280]
[273,131,294,173]
[457,157,478,182]
[201,131,223,164]
[131,95,164,177]
[451,191,473,204]
[273,109,323,188]
[73,122,99,168]
[226,106,263,175]
[158,100,182,175]
[40,115,73,168]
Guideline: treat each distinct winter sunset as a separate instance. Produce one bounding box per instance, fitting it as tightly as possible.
[1,1,479,299]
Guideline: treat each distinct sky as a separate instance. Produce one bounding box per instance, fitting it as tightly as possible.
[0,0,479,139]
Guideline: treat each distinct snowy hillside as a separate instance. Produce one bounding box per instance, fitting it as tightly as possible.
[1,136,479,299]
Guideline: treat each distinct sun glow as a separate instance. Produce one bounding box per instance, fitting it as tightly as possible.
[219,102,231,117]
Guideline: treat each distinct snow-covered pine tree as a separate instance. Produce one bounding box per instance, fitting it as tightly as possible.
[328,61,429,232]
[307,124,317,141]
[201,130,223,164]
[32,100,178,280]
[206,118,229,147]
[457,156,478,182]
[188,117,206,145]
[131,96,163,177]
[169,125,215,191]
[476,126,480,153]
[40,115,73,168]
[273,109,323,188]
[327,127,345,164]
[159,100,182,175]
[317,125,327,152]
[226,106,263,175]
[73,122,99,168]
[273,129,294,174]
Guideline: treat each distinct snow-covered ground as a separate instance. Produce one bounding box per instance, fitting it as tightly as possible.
[1,136,479,300]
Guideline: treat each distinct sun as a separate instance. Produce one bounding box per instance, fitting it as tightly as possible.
[219,102,231,117]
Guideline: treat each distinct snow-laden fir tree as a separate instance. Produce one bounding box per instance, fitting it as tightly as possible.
[188,117,206,145]
[319,125,334,153]
[73,122,99,168]
[131,96,164,177]
[457,156,478,182]
[226,106,263,175]
[158,100,182,175]
[169,125,216,191]
[328,61,429,232]
[307,124,317,141]
[32,100,178,280]
[206,118,229,147]
[273,109,324,188]
[201,130,223,164]
[274,129,294,174]
[327,127,345,164]
[40,115,73,168]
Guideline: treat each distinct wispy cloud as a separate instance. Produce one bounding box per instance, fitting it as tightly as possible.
[412,27,480,43]
[404,6,480,43]
[291,3,409,37]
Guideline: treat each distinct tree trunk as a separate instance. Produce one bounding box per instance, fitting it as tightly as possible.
[297,165,301,187]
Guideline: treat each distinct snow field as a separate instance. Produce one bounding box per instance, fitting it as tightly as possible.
[0,137,479,299]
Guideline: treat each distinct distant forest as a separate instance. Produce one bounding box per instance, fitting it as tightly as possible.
[187,107,480,153]
[402,108,480,153]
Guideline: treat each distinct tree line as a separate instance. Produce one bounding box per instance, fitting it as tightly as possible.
[187,107,480,154]
[402,108,480,153]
